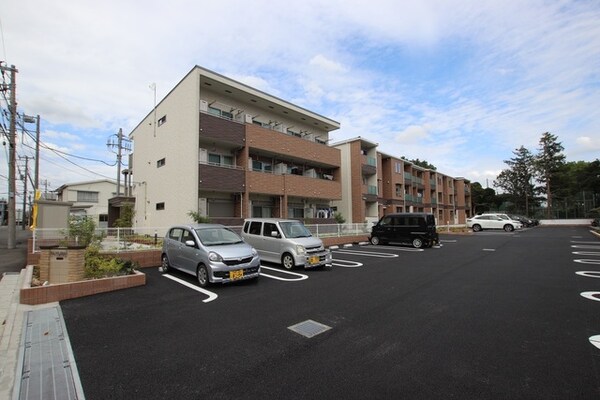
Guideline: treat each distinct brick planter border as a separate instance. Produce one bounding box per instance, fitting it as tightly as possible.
[20,265,146,305]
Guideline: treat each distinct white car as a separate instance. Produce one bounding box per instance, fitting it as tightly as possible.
[467,214,522,232]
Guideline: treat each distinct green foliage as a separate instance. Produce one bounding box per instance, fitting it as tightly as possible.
[66,216,98,246]
[494,146,538,213]
[114,203,135,228]
[333,211,346,224]
[188,210,210,223]
[401,157,436,170]
[84,244,138,279]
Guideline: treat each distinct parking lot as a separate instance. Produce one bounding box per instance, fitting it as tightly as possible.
[61,226,600,399]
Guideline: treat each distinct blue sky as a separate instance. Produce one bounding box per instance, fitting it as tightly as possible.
[1,0,599,204]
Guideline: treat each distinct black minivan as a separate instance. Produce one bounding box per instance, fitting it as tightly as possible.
[369,213,439,248]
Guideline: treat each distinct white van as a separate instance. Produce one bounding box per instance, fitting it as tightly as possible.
[241,218,332,270]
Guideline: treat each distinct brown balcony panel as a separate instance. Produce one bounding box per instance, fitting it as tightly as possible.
[247,172,341,199]
[246,125,340,168]
[200,113,245,147]
[361,164,377,176]
[199,164,245,192]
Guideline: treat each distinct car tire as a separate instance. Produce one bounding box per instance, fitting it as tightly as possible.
[160,254,170,273]
[197,264,209,287]
[472,224,482,232]
[282,253,295,270]
[370,236,380,245]
[412,238,423,248]
[504,224,514,232]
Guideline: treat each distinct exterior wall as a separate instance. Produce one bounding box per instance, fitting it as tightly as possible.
[131,69,200,228]
[331,142,354,222]
[57,180,115,225]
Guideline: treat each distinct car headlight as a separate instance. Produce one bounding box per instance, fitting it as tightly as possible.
[208,251,222,262]
[251,248,258,257]
[295,244,306,255]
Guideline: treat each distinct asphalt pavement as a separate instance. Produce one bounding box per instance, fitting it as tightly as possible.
[0,225,31,276]
[60,226,600,399]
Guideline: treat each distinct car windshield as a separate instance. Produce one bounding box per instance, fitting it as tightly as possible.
[279,222,312,238]
[195,227,243,246]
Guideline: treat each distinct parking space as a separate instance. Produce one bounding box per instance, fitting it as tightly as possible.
[59,227,600,399]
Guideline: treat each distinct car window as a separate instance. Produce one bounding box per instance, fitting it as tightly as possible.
[263,222,279,237]
[280,222,311,238]
[195,227,242,246]
[168,228,183,241]
[181,229,195,244]
[248,221,262,235]
[380,216,392,226]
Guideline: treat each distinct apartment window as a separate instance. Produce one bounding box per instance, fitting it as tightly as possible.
[157,158,166,168]
[209,153,234,167]
[208,106,232,120]
[158,115,167,126]
[395,162,402,173]
[395,184,402,197]
[253,160,272,172]
[156,202,165,210]
[99,214,108,222]
[77,191,98,203]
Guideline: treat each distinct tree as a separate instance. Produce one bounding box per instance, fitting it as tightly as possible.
[494,146,536,214]
[470,182,499,214]
[114,203,135,228]
[535,132,565,218]
[401,157,436,170]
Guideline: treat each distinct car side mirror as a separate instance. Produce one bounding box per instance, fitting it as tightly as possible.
[185,240,196,247]
[270,231,279,238]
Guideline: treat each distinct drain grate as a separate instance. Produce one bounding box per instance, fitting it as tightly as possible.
[288,319,332,338]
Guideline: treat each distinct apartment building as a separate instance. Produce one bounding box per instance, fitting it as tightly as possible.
[129,66,341,230]
[332,137,472,225]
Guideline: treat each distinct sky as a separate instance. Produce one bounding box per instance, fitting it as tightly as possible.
[1,0,599,205]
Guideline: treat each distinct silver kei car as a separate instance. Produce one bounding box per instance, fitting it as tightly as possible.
[161,224,260,287]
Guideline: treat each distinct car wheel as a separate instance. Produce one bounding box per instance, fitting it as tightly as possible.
[412,238,423,248]
[370,236,380,245]
[160,254,170,273]
[504,224,514,232]
[197,264,209,287]
[282,253,295,270]
[472,224,482,232]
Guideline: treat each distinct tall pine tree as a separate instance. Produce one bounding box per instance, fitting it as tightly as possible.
[535,132,565,218]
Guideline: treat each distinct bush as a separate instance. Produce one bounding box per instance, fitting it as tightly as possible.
[188,210,210,223]
[84,244,139,279]
[65,216,99,246]
[334,212,346,224]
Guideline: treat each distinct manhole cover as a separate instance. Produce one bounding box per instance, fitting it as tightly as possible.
[288,320,331,338]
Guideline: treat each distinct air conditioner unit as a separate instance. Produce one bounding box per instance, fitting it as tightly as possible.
[274,163,287,175]
[200,100,208,112]
[303,168,316,178]
[244,114,253,124]
[199,148,208,163]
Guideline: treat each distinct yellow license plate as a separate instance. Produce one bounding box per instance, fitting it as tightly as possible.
[230,270,244,280]
[308,256,320,265]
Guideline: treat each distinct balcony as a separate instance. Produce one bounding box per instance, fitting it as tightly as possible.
[247,171,341,199]
[199,113,245,148]
[198,162,245,192]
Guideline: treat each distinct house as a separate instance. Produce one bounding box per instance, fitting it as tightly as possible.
[129,66,342,230]
[55,179,117,228]
[331,137,472,225]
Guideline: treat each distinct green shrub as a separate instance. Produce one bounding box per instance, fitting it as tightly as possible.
[334,212,346,224]
[84,244,139,279]
[188,211,210,223]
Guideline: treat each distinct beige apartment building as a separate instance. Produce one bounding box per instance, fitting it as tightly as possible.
[129,66,342,230]
[331,137,472,225]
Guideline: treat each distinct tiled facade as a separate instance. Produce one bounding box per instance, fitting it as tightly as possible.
[130,66,342,231]
[332,138,472,225]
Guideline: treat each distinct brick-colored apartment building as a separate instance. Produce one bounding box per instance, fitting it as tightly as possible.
[129,66,471,231]
[332,137,472,225]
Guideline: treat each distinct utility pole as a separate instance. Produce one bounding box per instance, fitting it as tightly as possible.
[19,155,31,230]
[1,63,18,249]
[23,113,40,190]
[107,128,131,196]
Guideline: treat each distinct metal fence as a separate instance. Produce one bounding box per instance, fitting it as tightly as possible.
[31,223,373,253]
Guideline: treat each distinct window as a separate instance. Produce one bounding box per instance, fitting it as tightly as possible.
[252,160,272,172]
[157,158,166,168]
[77,191,98,203]
[156,202,165,210]
[209,153,234,167]
[263,223,279,237]
[208,106,232,120]
[99,214,108,222]
[158,115,166,126]
[395,184,402,197]
[395,162,402,173]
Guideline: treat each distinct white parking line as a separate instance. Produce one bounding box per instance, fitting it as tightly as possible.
[162,274,218,303]
[333,249,401,257]
[356,246,424,253]
[440,239,457,243]
[332,259,363,268]
[580,291,600,302]
[483,248,496,252]
[575,271,600,279]
[571,245,600,249]
[574,259,600,265]
[571,240,600,244]
[589,335,600,350]
[259,266,309,281]
[572,251,600,256]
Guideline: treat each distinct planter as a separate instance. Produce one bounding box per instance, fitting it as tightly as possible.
[20,265,146,305]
